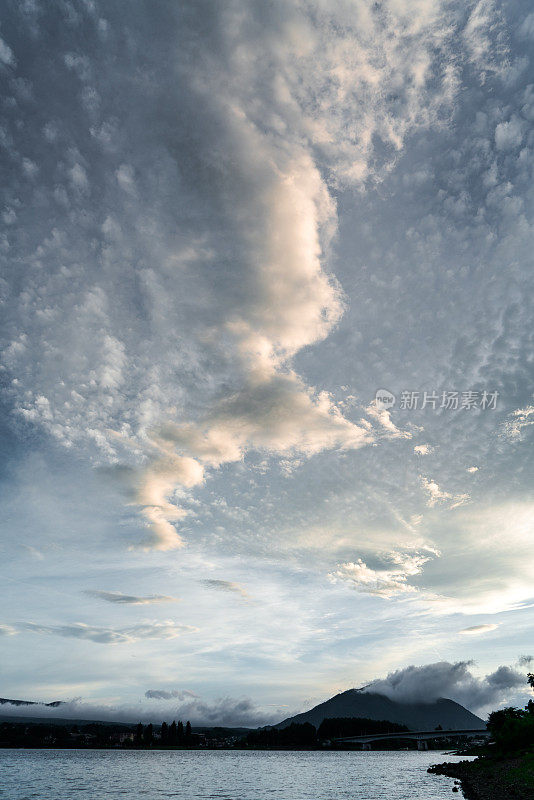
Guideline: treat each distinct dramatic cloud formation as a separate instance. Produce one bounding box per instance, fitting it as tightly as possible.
[1,0,534,713]
[366,661,530,713]
[0,0,508,551]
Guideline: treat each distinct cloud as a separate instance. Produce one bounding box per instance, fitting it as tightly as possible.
[420,476,470,509]
[365,661,529,713]
[1,0,533,714]
[419,502,534,614]
[200,580,250,600]
[495,116,524,151]
[145,689,198,701]
[84,591,179,605]
[0,0,495,552]
[140,378,372,549]
[414,444,433,455]
[365,404,411,440]
[329,550,435,599]
[502,405,534,442]
[466,466,479,473]
[0,695,278,728]
[459,624,499,635]
[0,35,15,66]
[147,695,278,727]
[23,621,196,645]
[0,624,16,636]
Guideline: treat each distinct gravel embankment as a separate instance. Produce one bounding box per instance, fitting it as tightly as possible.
[428,755,534,800]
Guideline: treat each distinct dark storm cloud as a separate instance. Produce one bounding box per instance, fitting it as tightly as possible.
[366,661,530,713]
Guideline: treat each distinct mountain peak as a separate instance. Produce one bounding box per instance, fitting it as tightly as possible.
[276,690,485,731]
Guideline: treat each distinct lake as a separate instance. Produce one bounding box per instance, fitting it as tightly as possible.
[0,749,471,799]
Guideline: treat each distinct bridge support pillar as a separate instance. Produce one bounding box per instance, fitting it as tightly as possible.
[417,739,428,751]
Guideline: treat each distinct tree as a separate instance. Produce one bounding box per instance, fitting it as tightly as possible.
[169,721,177,745]
[185,720,192,740]
[161,721,168,744]
[527,673,534,689]
[487,707,523,735]
[135,723,144,745]
[177,720,184,742]
[143,723,153,746]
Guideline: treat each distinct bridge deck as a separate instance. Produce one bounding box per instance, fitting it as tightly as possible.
[334,728,490,744]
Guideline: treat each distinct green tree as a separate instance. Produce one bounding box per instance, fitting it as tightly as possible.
[177,720,184,742]
[185,720,192,739]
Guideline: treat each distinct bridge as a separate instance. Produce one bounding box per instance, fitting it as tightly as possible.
[332,728,491,750]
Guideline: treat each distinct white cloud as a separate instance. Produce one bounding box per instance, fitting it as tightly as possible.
[420,476,470,509]
[329,550,434,599]
[519,13,534,39]
[69,162,89,191]
[23,620,196,644]
[138,378,372,549]
[116,164,135,194]
[365,404,411,439]
[22,158,39,178]
[201,580,250,600]
[1,0,494,553]
[0,695,278,728]
[459,624,498,635]
[495,116,524,151]
[84,591,179,605]
[0,624,16,636]
[0,35,15,66]
[419,502,534,614]
[414,444,433,455]
[502,405,534,441]
[1,0,532,709]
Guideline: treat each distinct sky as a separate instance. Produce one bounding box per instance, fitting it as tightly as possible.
[0,0,533,726]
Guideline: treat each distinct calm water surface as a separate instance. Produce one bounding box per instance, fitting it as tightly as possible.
[0,749,471,800]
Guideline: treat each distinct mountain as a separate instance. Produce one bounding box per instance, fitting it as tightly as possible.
[276,690,485,731]
[0,697,64,708]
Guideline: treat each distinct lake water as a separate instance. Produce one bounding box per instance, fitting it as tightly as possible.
[0,749,470,799]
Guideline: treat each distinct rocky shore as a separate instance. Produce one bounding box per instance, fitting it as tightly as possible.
[429,754,534,800]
